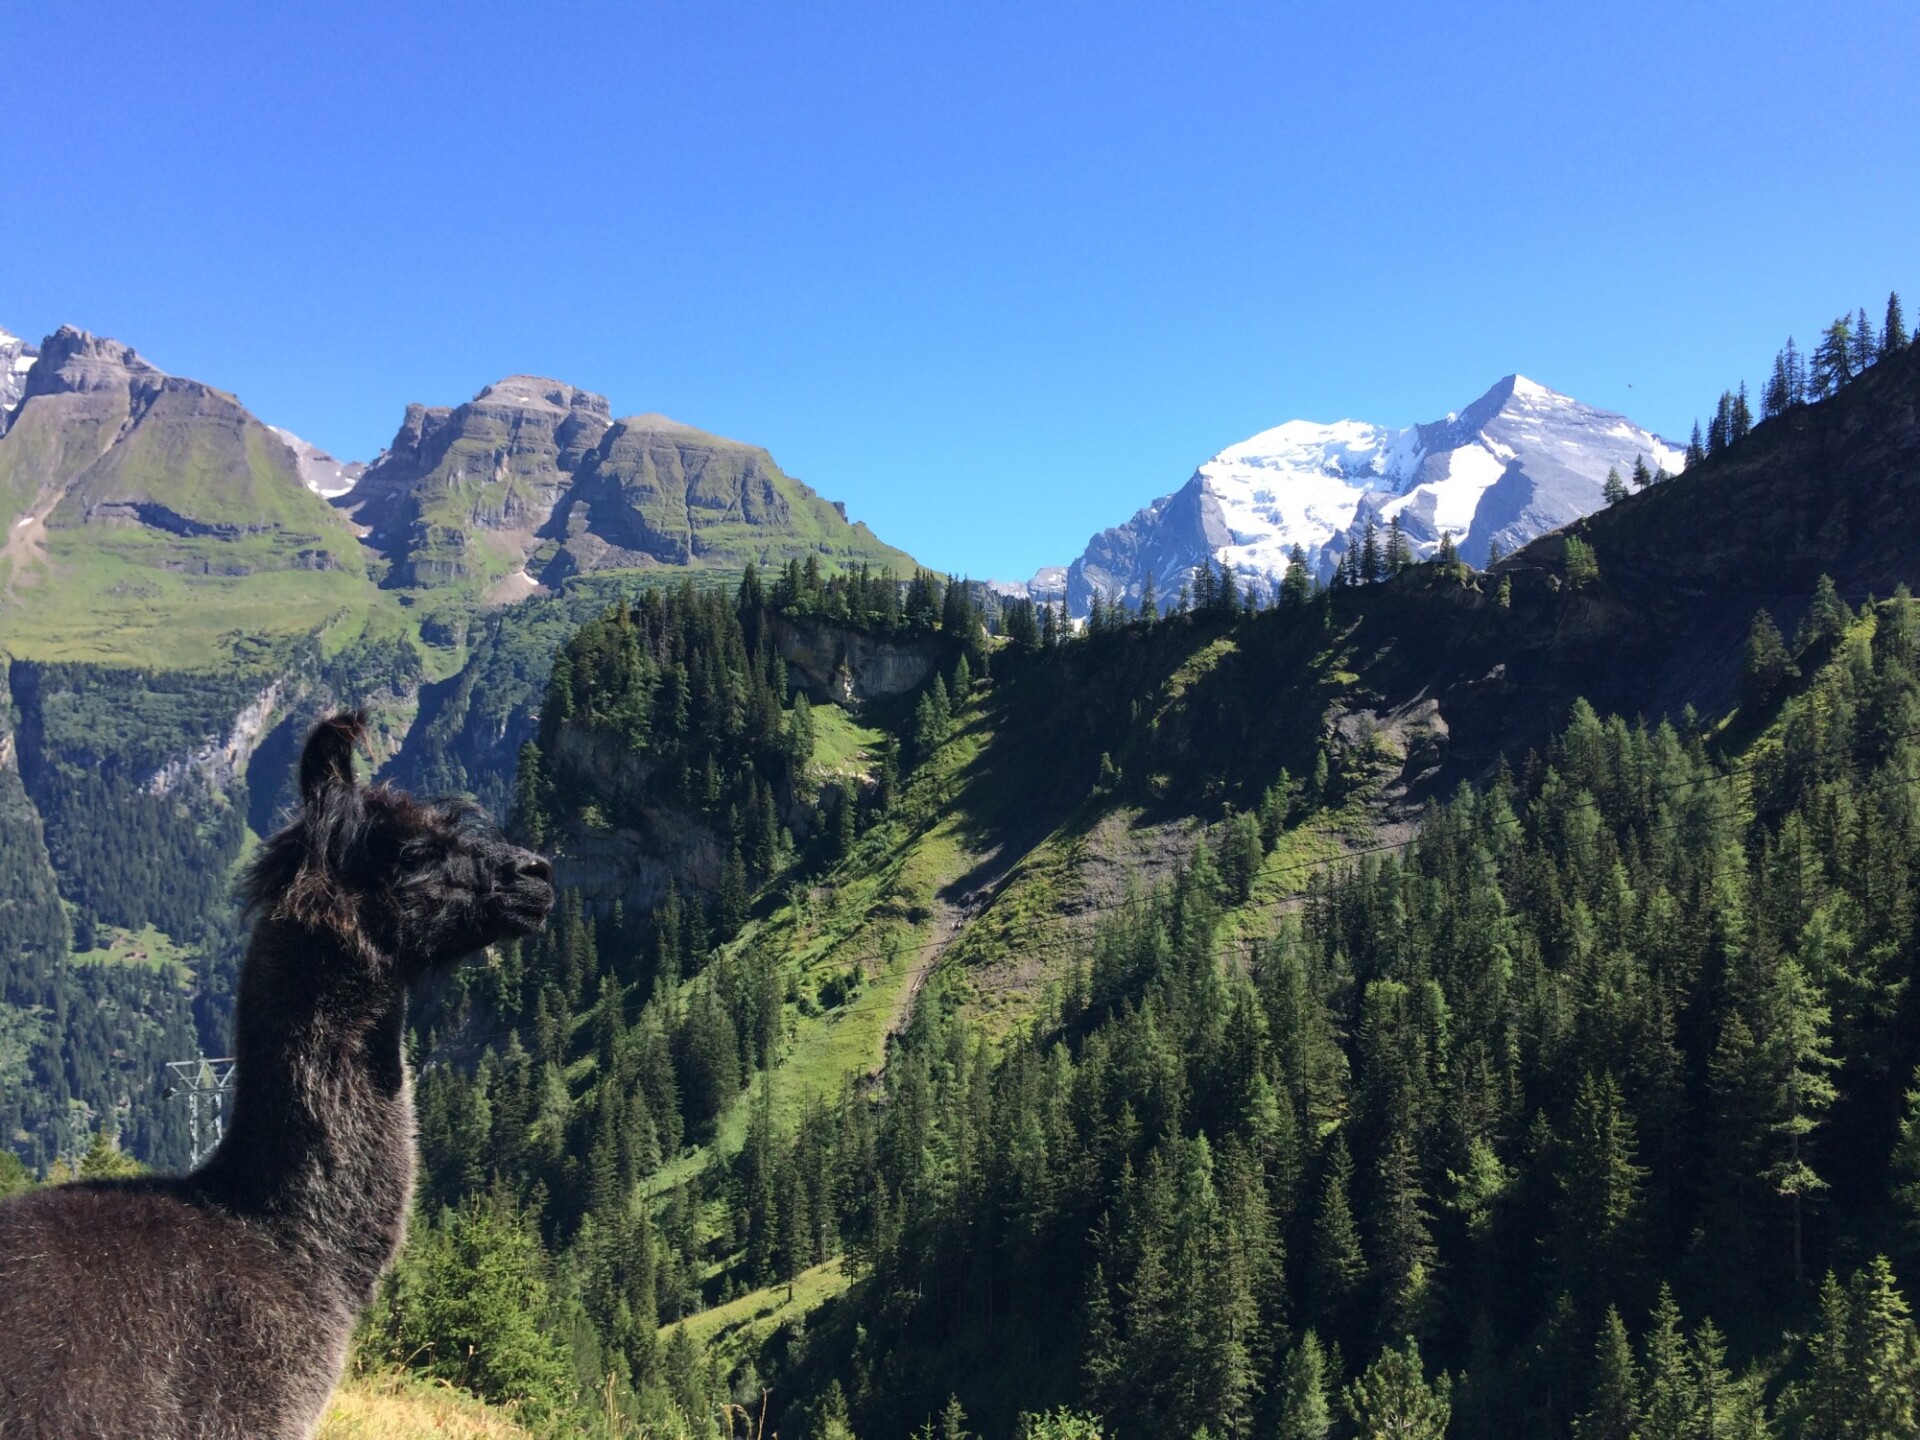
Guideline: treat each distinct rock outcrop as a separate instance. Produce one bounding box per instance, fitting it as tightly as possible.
[542,722,726,912]
[773,615,945,703]
[346,376,613,588]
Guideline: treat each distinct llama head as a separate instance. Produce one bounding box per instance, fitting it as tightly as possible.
[243,710,555,980]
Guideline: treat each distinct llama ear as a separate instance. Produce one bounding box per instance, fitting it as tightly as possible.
[299,710,369,804]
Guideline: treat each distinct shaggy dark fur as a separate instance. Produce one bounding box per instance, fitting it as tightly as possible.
[0,711,553,1440]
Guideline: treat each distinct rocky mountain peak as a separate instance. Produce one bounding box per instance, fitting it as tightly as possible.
[22,325,165,403]
[474,375,613,422]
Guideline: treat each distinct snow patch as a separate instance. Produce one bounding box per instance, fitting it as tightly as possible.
[268,425,363,498]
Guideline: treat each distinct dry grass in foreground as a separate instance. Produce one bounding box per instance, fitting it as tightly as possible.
[317,1369,537,1440]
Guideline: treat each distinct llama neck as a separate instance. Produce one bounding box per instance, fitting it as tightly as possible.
[200,922,418,1303]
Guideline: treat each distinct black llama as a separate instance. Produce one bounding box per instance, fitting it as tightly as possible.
[0,712,554,1439]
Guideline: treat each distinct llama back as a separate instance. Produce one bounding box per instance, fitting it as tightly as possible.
[0,1178,351,1439]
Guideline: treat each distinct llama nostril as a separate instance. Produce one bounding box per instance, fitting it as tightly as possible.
[519,854,553,884]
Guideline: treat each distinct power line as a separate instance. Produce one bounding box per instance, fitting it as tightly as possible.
[164,1058,237,1167]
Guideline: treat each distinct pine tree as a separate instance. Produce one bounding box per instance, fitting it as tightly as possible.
[510,741,550,847]
[1342,1337,1450,1440]
[1641,1286,1694,1440]
[1756,954,1839,1284]
[1765,351,1792,418]
[1741,609,1796,711]
[942,574,982,647]
[1851,306,1878,374]
[936,1394,971,1440]
[1892,1071,1920,1251]
[1689,1319,1752,1440]
[77,1124,143,1180]
[387,1195,572,1419]
[1814,317,1854,396]
[1784,1271,1855,1440]
[1731,382,1753,441]
[1631,454,1653,490]
[1360,521,1383,584]
[1193,559,1218,611]
[1214,562,1241,615]
[1281,545,1314,607]
[1277,1331,1333,1440]
[1785,335,1807,404]
[1387,516,1412,575]
[1553,1072,1648,1307]
[1795,572,1852,651]
[717,845,750,935]
[1708,392,1732,455]
[1565,536,1600,590]
[1884,292,1909,356]
[1486,537,1505,566]
[1686,421,1706,467]
[1310,1138,1365,1346]
[1845,1256,1920,1437]
[1139,571,1158,625]
[1371,1129,1436,1343]
[1603,467,1628,505]
[1576,1307,1641,1440]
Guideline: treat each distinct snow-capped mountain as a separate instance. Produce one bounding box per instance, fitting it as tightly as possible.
[1036,375,1686,615]
[0,326,37,433]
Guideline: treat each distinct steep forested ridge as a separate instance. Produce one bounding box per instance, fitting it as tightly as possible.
[379,569,1920,1437]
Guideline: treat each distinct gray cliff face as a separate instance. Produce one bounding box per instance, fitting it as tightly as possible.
[4,327,168,470]
[1066,481,1231,616]
[346,376,614,588]
[543,724,725,912]
[773,615,944,704]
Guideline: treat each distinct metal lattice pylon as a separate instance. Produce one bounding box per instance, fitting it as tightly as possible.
[164,1058,237,1167]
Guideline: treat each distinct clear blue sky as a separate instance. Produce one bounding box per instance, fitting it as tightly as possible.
[3,2,1914,580]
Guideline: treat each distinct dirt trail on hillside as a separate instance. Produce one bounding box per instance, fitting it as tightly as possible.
[0,501,55,602]
[866,843,1015,1079]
